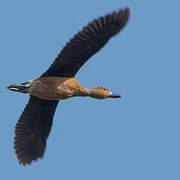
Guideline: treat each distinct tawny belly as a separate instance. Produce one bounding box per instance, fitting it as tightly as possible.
[31,88,74,100]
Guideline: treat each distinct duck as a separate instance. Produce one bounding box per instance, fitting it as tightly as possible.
[7,8,130,165]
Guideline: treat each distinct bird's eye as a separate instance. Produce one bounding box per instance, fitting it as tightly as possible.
[98,87,106,90]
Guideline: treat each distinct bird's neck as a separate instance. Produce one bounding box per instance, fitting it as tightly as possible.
[72,87,100,99]
[84,88,104,99]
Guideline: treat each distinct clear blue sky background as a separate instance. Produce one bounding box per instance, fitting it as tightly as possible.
[0,0,179,179]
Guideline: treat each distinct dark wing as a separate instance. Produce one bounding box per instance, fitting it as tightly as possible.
[14,96,59,165]
[41,8,130,77]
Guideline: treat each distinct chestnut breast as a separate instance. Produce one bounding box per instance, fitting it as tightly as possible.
[28,77,87,100]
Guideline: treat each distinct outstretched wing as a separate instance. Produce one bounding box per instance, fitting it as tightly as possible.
[41,8,130,77]
[14,96,59,165]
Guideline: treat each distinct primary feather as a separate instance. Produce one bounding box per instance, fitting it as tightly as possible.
[41,8,129,77]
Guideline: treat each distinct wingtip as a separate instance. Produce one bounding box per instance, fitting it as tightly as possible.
[124,7,130,20]
[116,7,130,19]
[17,152,44,166]
[120,7,130,19]
[124,7,130,14]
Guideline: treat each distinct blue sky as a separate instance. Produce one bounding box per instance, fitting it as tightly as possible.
[1,0,180,179]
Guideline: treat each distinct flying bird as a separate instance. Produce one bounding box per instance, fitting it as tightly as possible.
[8,8,130,165]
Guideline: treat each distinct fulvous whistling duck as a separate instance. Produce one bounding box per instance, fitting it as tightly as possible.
[8,8,130,165]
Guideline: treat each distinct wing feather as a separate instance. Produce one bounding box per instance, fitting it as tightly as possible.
[14,96,59,165]
[41,8,130,77]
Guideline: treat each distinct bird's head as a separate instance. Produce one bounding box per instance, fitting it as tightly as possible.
[89,87,121,99]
